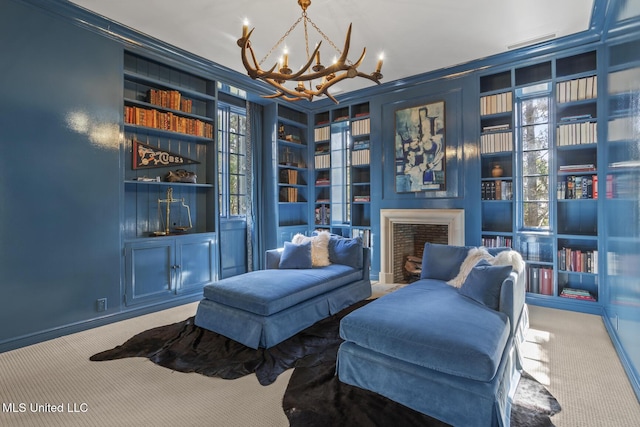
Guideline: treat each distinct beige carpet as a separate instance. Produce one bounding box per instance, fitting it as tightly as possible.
[0,287,639,426]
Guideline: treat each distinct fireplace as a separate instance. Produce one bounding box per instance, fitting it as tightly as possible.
[379,209,465,284]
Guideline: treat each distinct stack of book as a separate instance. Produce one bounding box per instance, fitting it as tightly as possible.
[560,287,596,301]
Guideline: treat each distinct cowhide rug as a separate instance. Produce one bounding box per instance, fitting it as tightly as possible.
[91,301,561,426]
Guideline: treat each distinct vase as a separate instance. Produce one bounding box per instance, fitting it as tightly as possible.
[492,165,503,177]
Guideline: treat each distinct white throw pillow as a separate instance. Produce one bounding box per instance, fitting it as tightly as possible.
[447,247,493,288]
[447,247,525,288]
[291,231,331,267]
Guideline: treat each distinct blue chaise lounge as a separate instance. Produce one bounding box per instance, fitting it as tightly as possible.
[337,243,528,427]
[195,232,371,349]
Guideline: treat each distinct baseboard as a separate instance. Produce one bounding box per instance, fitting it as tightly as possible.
[602,315,640,403]
[0,294,202,354]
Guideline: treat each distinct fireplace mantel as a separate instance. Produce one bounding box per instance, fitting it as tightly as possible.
[379,209,465,284]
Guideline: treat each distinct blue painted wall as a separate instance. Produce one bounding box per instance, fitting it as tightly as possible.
[0,0,122,345]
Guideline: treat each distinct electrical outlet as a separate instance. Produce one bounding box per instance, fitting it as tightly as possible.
[96,298,107,312]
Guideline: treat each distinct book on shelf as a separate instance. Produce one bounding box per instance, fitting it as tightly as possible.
[481,180,512,200]
[279,169,298,184]
[558,248,598,273]
[481,236,512,248]
[315,177,330,185]
[124,106,213,138]
[352,117,371,135]
[280,187,299,203]
[481,130,513,153]
[480,91,513,116]
[557,175,597,199]
[315,154,330,169]
[147,89,193,113]
[333,115,349,122]
[351,228,371,247]
[353,195,370,202]
[351,148,370,166]
[556,75,597,103]
[557,121,597,146]
[284,134,302,143]
[314,126,330,142]
[560,287,596,302]
[559,164,595,172]
[526,265,554,295]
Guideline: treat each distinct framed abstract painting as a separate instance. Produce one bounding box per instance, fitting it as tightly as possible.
[394,101,446,192]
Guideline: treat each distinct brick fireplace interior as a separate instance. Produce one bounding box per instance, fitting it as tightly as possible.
[393,223,449,283]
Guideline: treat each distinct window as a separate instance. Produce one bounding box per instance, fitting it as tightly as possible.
[218,104,247,217]
[330,122,351,224]
[516,83,552,230]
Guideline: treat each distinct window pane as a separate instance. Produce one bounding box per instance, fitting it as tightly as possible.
[523,202,550,228]
[523,176,549,201]
[522,149,549,176]
[230,155,238,174]
[229,174,238,192]
[522,124,549,150]
[520,98,549,125]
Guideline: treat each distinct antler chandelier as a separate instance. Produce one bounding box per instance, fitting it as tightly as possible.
[237,0,383,103]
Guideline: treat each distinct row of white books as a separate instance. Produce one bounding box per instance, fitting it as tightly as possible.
[352,148,370,166]
[556,75,597,103]
[481,131,513,154]
[480,91,513,116]
[557,121,597,146]
[314,126,330,142]
[315,153,330,169]
[352,118,371,136]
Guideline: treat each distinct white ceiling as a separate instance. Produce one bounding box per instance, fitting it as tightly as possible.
[69,0,595,98]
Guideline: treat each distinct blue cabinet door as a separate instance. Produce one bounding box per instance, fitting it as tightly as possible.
[176,234,217,293]
[124,240,174,306]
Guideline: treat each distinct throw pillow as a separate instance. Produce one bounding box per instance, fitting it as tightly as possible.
[279,241,312,269]
[292,231,331,267]
[458,260,513,310]
[447,247,494,288]
[492,249,525,273]
[420,243,471,281]
[328,235,363,269]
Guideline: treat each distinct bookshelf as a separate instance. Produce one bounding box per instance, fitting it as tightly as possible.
[479,49,602,310]
[276,105,309,244]
[479,70,514,249]
[311,102,372,247]
[605,38,640,314]
[122,52,217,306]
[554,50,599,305]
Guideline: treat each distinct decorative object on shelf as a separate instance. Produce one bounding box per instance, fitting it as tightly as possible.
[492,164,504,177]
[394,101,446,192]
[165,169,197,183]
[154,187,193,236]
[237,0,383,103]
[133,140,200,170]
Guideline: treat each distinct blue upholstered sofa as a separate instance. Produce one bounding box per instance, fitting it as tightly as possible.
[195,233,371,349]
[337,243,528,427]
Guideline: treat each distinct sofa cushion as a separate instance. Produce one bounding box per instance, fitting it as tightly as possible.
[421,243,513,282]
[329,235,363,269]
[339,280,510,382]
[420,243,471,281]
[202,264,362,316]
[459,260,512,310]
[292,231,331,267]
[279,241,312,269]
